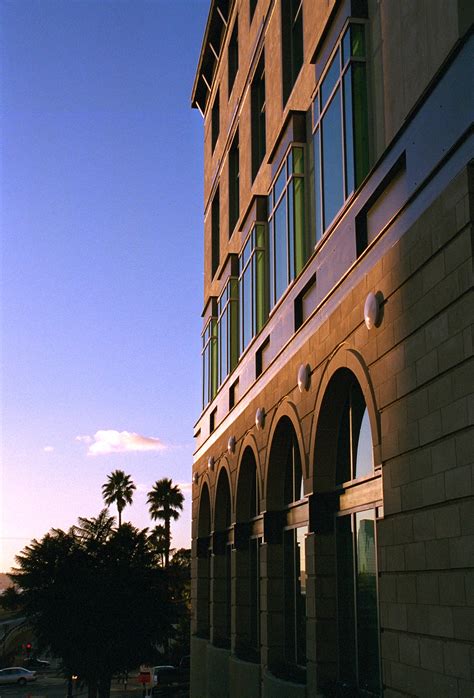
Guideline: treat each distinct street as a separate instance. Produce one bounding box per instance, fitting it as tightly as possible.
[0,675,189,698]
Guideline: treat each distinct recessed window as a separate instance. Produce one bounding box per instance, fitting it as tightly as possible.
[212,88,220,152]
[210,406,217,433]
[201,317,217,409]
[268,146,308,309]
[281,0,303,105]
[211,188,220,279]
[239,223,268,354]
[249,0,257,23]
[228,19,239,96]
[336,380,374,483]
[229,377,239,409]
[251,52,266,181]
[313,23,369,240]
[217,277,239,385]
[229,130,240,236]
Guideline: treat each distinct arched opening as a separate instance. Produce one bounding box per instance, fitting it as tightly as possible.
[312,368,381,696]
[234,447,261,661]
[212,468,232,647]
[265,416,307,681]
[196,483,211,638]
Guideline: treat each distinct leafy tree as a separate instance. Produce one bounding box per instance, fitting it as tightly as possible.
[9,519,172,698]
[101,470,135,527]
[74,509,116,545]
[147,478,184,566]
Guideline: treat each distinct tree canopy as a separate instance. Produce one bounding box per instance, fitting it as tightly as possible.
[101,470,136,527]
[147,478,184,566]
[8,519,173,698]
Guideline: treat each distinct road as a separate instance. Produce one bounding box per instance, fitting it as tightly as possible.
[0,676,189,698]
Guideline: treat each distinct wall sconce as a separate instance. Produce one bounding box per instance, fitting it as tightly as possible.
[228,436,236,454]
[297,363,311,392]
[193,472,199,485]
[208,456,215,472]
[255,407,265,431]
[364,291,381,329]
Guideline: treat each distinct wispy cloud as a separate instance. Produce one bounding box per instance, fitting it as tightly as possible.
[177,481,192,494]
[43,446,55,453]
[76,430,167,456]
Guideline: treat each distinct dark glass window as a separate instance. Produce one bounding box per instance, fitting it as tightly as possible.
[284,527,307,666]
[217,278,239,385]
[239,223,268,354]
[251,53,266,181]
[268,146,308,309]
[211,188,220,279]
[313,23,369,239]
[249,0,257,23]
[281,0,303,105]
[201,318,217,408]
[212,88,220,152]
[228,19,239,96]
[336,510,380,694]
[229,130,240,235]
[336,380,374,484]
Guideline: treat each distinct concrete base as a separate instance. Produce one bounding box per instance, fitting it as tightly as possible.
[262,669,306,698]
[191,635,208,698]
[207,643,230,698]
[229,655,261,698]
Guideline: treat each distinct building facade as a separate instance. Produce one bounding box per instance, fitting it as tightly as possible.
[191,1,473,696]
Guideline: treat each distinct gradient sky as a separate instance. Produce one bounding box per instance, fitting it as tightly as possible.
[0,0,209,572]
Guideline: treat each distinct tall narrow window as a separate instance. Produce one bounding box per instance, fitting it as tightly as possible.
[284,526,307,666]
[228,19,239,96]
[313,23,369,240]
[239,223,268,354]
[211,188,220,279]
[251,53,266,181]
[201,317,217,408]
[281,0,303,105]
[249,0,257,23]
[268,146,308,309]
[212,88,220,152]
[229,130,240,236]
[217,277,239,385]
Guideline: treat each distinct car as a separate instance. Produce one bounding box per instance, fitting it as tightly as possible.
[25,657,50,670]
[0,667,37,685]
[151,664,189,695]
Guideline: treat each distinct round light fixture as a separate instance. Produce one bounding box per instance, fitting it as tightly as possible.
[364,292,380,330]
[256,407,265,431]
[297,363,311,392]
[228,435,236,454]
[193,472,199,485]
[207,456,215,472]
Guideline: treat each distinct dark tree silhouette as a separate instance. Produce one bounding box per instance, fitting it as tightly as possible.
[147,478,184,566]
[101,470,135,527]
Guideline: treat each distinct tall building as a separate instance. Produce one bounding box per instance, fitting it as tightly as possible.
[190,1,473,696]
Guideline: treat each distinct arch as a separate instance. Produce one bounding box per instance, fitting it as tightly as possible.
[214,464,232,531]
[266,416,304,511]
[309,346,380,488]
[236,439,261,523]
[264,400,307,508]
[197,481,211,537]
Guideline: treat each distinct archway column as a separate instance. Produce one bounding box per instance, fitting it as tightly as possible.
[260,540,285,670]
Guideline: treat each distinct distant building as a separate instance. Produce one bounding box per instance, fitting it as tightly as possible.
[190,1,473,696]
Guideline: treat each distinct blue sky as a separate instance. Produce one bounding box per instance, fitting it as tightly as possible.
[1,0,209,572]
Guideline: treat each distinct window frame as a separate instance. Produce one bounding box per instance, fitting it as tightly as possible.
[217,276,239,386]
[238,222,268,356]
[201,316,218,409]
[312,20,369,241]
[229,129,240,236]
[228,18,239,97]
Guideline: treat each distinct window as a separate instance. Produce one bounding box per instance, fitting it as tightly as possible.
[313,23,369,240]
[202,317,217,408]
[336,510,379,694]
[281,0,303,105]
[251,53,266,180]
[250,0,257,23]
[284,526,307,666]
[217,277,239,385]
[229,131,240,235]
[268,146,308,309]
[228,19,239,96]
[239,223,268,354]
[212,88,220,152]
[336,379,374,483]
[211,188,220,279]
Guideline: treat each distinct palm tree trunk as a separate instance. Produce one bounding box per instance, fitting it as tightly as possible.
[165,516,170,567]
[118,507,122,528]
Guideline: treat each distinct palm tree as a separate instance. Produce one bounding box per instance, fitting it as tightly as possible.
[74,509,116,545]
[148,525,167,567]
[102,470,136,527]
[147,478,184,566]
